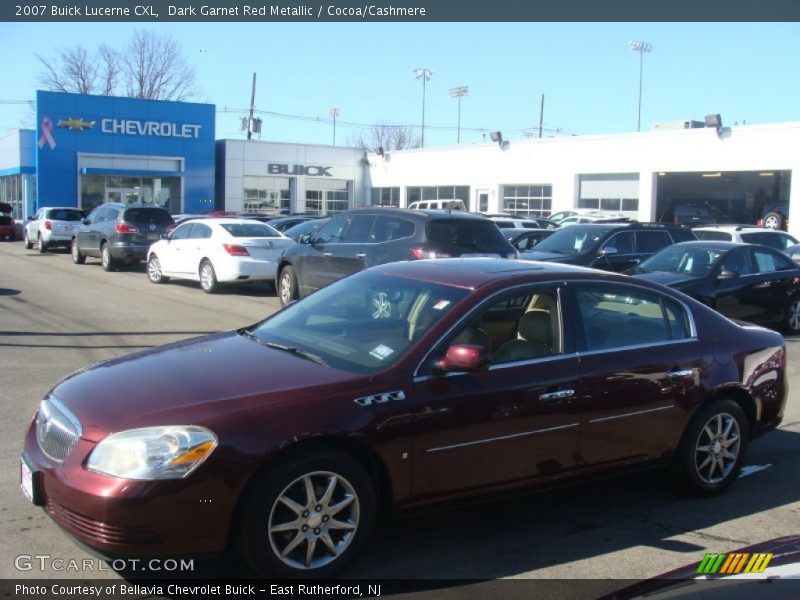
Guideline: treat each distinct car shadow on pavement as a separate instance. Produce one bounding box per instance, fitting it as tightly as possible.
[123,427,800,582]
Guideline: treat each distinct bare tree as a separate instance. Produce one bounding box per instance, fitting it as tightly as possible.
[121,31,196,101]
[348,121,421,152]
[36,31,196,101]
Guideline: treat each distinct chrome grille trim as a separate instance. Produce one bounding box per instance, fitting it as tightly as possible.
[36,396,82,464]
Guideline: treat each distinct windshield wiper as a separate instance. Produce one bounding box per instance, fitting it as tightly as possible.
[265,342,327,366]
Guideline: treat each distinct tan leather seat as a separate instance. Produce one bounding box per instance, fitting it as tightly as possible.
[492,310,552,362]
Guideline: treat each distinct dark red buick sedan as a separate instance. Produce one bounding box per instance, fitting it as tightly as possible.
[21,259,788,577]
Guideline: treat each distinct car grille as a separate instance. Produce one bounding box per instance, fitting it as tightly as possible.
[46,500,163,545]
[36,397,81,464]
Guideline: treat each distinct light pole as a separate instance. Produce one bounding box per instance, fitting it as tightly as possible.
[413,68,433,147]
[328,107,340,145]
[449,85,468,143]
[629,40,652,132]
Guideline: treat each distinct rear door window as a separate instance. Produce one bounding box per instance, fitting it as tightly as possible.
[342,215,377,243]
[373,216,415,242]
[602,231,635,254]
[170,223,194,240]
[636,230,672,253]
[190,223,214,239]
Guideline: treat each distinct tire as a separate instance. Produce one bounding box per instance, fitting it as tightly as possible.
[199,260,218,293]
[37,235,47,254]
[101,242,117,272]
[147,254,169,284]
[763,212,785,230]
[278,265,299,307]
[672,399,748,496]
[24,230,32,250]
[71,239,86,264]
[784,295,800,334]
[236,450,376,579]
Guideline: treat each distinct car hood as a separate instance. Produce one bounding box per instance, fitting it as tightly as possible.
[633,271,703,287]
[49,331,367,441]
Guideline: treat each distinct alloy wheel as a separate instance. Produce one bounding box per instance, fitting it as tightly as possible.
[788,298,800,332]
[280,270,295,305]
[148,256,162,282]
[200,263,215,291]
[694,412,741,484]
[267,471,360,571]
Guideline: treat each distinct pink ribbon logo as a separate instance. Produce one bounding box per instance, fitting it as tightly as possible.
[38,117,56,150]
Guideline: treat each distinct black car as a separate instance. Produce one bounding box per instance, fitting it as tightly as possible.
[276,208,517,306]
[632,241,800,333]
[72,203,174,271]
[282,217,328,241]
[520,223,695,273]
[504,227,556,251]
[267,216,318,232]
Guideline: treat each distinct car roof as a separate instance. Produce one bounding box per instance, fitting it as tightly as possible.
[670,240,749,250]
[371,257,632,290]
[186,217,278,226]
[694,225,778,233]
[346,207,488,221]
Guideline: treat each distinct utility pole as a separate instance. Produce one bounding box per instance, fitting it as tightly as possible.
[538,93,545,138]
[449,86,468,143]
[328,107,340,145]
[247,72,256,140]
[413,68,433,148]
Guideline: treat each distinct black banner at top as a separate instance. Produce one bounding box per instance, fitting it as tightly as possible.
[2,0,800,22]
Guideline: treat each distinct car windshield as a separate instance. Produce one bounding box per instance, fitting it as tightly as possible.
[638,245,724,276]
[49,209,84,221]
[284,219,327,240]
[247,272,468,374]
[740,231,797,250]
[221,223,281,237]
[531,225,615,255]
[694,230,732,242]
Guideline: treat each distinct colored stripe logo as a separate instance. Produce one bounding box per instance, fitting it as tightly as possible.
[697,552,773,574]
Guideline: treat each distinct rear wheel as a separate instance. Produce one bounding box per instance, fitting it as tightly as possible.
[673,399,748,496]
[278,265,298,306]
[147,254,168,284]
[37,235,47,254]
[71,239,85,264]
[24,230,32,249]
[784,295,800,334]
[237,450,376,578]
[101,242,117,271]
[199,260,218,293]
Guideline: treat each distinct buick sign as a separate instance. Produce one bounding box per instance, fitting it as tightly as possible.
[268,163,333,177]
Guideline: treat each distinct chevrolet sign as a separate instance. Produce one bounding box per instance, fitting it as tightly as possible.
[57,117,95,131]
[101,119,202,139]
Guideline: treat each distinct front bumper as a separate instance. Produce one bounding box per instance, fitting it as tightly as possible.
[21,421,234,558]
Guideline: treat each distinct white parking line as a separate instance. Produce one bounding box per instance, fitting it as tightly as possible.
[739,464,772,478]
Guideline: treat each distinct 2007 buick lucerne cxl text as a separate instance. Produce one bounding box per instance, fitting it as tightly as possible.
[21,259,788,577]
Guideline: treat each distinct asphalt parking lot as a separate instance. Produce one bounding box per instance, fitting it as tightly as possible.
[1,240,799,586]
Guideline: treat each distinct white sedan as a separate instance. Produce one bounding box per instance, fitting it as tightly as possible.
[24,206,85,253]
[146,218,295,293]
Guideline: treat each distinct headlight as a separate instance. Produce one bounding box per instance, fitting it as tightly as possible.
[87,426,217,480]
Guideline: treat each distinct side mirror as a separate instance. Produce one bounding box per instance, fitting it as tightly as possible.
[436,344,491,373]
[160,233,170,240]
[599,246,618,256]
[82,218,91,225]
[717,269,739,281]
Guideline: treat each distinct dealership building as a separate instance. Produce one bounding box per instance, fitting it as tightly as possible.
[1,91,799,235]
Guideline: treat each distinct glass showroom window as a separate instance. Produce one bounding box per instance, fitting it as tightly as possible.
[371,187,400,207]
[243,176,291,214]
[406,185,471,209]
[0,174,23,219]
[306,179,350,216]
[502,185,553,217]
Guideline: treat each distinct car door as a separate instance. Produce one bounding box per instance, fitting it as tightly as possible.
[412,286,582,500]
[711,247,763,322]
[300,215,348,292]
[592,230,638,272]
[159,222,195,275]
[79,206,106,256]
[740,247,800,325]
[568,282,704,467]
[635,229,673,263]
[324,214,377,280]
[185,222,214,275]
[27,209,43,241]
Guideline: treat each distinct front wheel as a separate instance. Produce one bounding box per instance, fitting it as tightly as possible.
[237,451,376,578]
[278,265,298,306]
[199,260,218,293]
[147,254,169,284]
[673,399,748,496]
[71,239,86,264]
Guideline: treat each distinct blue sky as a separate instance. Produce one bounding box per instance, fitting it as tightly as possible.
[1,22,798,147]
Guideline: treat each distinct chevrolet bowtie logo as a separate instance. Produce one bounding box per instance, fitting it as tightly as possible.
[57,117,95,131]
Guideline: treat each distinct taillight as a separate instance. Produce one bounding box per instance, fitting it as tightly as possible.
[411,247,452,259]
[223,244,249,256]
[44,220,52,230]
[757,218,764,226]
[115,223,139,233]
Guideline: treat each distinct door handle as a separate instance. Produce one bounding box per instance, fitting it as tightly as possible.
[355,253,367,259]
[539,389,575,403]
[323,252,333,257]
[667,368,694,379]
